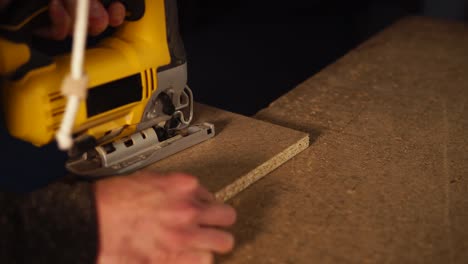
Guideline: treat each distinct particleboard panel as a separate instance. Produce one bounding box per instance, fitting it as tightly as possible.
[220,17,468,264]
[145,103,309,202]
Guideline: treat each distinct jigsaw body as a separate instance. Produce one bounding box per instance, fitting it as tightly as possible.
[0,0,215,177]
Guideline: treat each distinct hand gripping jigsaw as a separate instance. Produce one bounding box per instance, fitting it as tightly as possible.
[0,0,215,177]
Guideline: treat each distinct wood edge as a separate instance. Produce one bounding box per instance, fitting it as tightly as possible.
[215,134,310,202]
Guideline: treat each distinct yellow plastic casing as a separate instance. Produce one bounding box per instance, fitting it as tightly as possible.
[1,0,170,147]
[0,40,31,76]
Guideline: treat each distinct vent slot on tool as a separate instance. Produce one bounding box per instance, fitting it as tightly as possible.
[48,91,66,132]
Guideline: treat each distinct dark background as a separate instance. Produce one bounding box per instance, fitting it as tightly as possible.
[1,0,467,191]
[177,0,467,115]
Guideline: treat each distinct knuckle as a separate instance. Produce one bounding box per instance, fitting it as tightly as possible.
[165,229,190,249]
[150,249,170,263]
[176,202,200,223]
[163,200,201,225]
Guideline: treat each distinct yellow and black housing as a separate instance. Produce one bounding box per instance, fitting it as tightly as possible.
[0,0,185,147]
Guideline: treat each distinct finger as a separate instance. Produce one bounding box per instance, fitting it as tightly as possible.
[174,250,213,264]
[160,198,236,228]
[107,1,126,27]
[195,186,216,203]
[198,203,237,227]
[190,228,235,254]
[150,173,200,194]
[88,0,109,36]
[130,171,199,193]
[158,199,201,226]
[36,0,72,40]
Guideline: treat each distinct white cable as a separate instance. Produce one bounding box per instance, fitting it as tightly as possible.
[70,0,89,79]
[56,0,90,151]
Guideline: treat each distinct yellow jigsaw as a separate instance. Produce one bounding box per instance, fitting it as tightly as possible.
[0,0,215,177]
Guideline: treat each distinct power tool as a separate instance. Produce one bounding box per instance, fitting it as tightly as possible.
[0,0,215,177]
